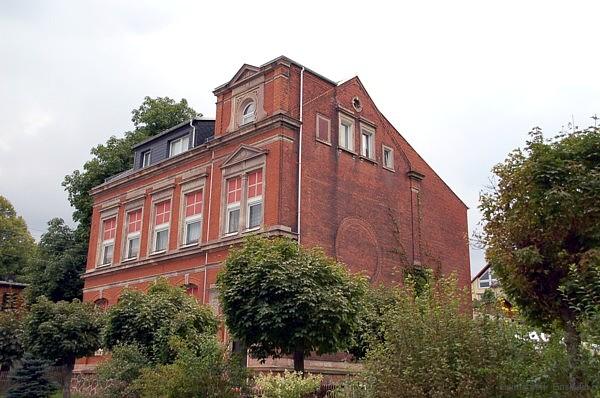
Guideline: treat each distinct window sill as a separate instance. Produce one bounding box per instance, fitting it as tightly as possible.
[180,243,201,250]
[243,227,261,233]
[358,155,377,165]
[96,263,112,268]
[150,250,167,256]
[121,257,137,263]
[337,146,357,156]
[316,138,331,146]
[383,165,395,172]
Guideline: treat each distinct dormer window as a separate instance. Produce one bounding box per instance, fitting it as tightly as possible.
[141,151,151,168]
[169,136,190,157]
[241,101,256,125]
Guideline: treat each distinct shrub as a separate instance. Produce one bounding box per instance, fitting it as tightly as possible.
[254,370,322,398]
[133,334,247,398]
[96,344,149,398]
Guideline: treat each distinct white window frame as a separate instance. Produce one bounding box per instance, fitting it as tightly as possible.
[478,269,498,289]
[152,201,171,254]
[124,209,142,261]
[181,190,203,247]
[360,125,375,159]
[226,203,241,235]
[246,196,262,230]
[338,114,355,152]
[169,136,190,157]
[382,144,394,171]
[241,101,256,125]
[142,151,151,168]
[99,218,116,267]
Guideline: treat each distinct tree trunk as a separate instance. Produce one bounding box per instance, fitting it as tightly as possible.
[561,311,590,397]
[293,350,304,374]
[62,361,75,398]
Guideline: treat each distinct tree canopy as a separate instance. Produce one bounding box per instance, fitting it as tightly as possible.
[63,96,198,237]
[103,278,218,365]
[0,195,35,281]
[25,218,85,303]
[479,125,600,393]
[217,237,367,372]
[24,298,102,398]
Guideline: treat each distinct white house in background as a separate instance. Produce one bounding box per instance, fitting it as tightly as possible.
[471,264,499,301]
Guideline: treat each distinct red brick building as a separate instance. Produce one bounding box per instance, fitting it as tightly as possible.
[81,56,470,371]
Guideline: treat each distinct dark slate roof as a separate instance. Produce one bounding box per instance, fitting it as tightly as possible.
[132,118,215,149]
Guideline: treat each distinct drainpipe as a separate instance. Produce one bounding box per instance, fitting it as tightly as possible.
[297,67,305,244]
[189,118,196,148]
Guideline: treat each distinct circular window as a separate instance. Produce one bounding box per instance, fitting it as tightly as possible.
[241,101,256,125]
[352,97,362,112]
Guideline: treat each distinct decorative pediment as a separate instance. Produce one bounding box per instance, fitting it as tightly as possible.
[229,64,260,86]
[221,145,267,169]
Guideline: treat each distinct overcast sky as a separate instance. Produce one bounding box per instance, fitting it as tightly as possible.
[1,0,599,276]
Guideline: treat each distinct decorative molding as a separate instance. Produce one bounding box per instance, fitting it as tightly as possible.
[221,145,268,169]
[407,170,425,181]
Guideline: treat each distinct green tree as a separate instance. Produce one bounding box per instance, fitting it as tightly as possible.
[25,219,85,303]
[217,237,367,373]
[63,96,198,239]
[57,97,198,301]
[96,343,150,398]
[362,276,566,398]
[6,353,55,398]
[479,126,600,393]
[103,278,217,365]
[0,310,25,369]
[24,298,102,398]
[0,195,35,281]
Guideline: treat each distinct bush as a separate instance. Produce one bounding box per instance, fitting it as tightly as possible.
[0,310,24,369]
[254,370,322,398]
[133,334,247,398]
[96,344,149,398]
[363,276,544,398]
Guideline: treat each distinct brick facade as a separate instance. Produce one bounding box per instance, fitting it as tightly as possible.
[79,56,470,372]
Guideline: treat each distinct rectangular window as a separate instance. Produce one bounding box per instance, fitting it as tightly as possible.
[169,136,190,157]
[183,191,203,246]
[226,177,242,234]
[153,200,171,253]
[246,169,263,229]
[383,145,394,170]
[316,114,331,143]
[339,115,354,151]
[100,217,116,266]
[125,209,142,260]
[141,151,151,168]
[361,127,375,159]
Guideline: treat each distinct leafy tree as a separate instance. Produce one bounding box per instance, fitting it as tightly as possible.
[348,284,400,360]
[133,335,247,398]
[103,278,217,365]
[479,126,600,393]
[25,218,85,303]
[63,96,198,240]
[360,276,597,398]
[0,195,35,281]
[55,97,198,301]
[6,353,55,398]
[24,298,102,398]
[217,237,367,372]
[0,310,25,369]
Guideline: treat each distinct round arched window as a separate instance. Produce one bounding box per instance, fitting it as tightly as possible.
[241,101,256,125]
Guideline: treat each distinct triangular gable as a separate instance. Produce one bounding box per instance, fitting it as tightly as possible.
[221,145,267,168]
[229,64,260,86]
